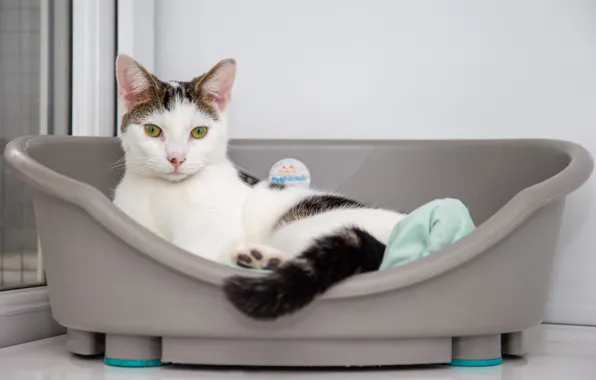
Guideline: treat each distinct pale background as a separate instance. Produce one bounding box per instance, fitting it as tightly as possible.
[152,0,596,324]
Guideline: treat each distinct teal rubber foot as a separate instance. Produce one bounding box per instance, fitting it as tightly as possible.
[104,357,163,367]
[450,357,503,367]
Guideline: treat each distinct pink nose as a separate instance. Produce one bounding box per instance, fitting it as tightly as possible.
[168,155,186,169]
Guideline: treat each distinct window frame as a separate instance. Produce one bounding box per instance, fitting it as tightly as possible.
[0,0,119,348]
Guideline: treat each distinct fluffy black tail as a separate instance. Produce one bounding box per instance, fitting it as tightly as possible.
[223,227,385,320]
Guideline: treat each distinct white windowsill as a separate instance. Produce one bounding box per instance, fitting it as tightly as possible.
[0,287,65,348]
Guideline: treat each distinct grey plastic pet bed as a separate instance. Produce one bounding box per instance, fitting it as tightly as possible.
[4,136,593,368]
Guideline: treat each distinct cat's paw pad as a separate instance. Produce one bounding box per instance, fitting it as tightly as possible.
[233,244,286,270]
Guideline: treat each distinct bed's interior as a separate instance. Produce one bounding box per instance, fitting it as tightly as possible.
[26,137,571,225]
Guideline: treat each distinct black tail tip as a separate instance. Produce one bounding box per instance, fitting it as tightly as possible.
[223,276,284,321]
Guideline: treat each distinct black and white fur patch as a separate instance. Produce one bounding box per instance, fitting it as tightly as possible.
[236,168,260,187]
[267,182,286,190]
[274,194,365,229]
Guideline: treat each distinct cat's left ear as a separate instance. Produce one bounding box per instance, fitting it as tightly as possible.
[194,59,236,112]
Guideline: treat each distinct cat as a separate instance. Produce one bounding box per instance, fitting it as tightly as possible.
[113,54,406,320]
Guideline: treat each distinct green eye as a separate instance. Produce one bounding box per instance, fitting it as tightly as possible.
[191,126,208,139]
[144,124,162,137]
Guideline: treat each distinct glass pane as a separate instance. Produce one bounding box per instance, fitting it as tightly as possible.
[0,0,69,290]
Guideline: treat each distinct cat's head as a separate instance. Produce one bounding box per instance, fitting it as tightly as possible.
[116,54,236,182]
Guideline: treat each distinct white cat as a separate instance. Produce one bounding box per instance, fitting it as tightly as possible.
[113,54,406,320]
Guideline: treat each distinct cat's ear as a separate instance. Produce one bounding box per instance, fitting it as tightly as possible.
[115,54,161,110]
[194,59,236,112]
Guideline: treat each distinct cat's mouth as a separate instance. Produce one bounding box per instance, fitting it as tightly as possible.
[162,171,190,182]
[159,164,203,182]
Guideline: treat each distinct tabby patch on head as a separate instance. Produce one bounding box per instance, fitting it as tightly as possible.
[116,55,235,132]
[115,54,237,182]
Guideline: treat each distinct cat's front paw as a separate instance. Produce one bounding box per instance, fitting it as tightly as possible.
[233,244,286,270]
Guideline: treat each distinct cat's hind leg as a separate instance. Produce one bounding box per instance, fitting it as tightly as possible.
[224,226,386,320]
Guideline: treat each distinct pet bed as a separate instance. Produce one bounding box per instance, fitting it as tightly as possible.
[4,136,592,367]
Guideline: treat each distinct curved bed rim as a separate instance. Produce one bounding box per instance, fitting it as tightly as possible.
[4,135,593,299]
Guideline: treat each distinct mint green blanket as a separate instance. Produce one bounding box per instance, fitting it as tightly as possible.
[380,198,475,270]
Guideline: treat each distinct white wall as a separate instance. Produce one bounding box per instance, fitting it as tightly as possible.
[154,0,596,324]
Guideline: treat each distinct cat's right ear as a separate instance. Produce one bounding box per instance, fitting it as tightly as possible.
[116,54,160,110]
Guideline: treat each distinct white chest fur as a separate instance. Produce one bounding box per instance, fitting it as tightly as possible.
[113,160,249,262]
